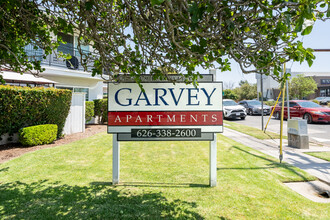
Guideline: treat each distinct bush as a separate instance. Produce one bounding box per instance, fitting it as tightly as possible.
[312,99,320,104]
[0,85,72,137]
[94,98,108,124]
[85,101,95,122]
[19,124,58,146]
[264,101,276,107]
[223,89,238,100]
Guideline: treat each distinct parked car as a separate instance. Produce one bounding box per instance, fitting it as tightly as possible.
[238,100,271,115]
[314,97,326,102]
[271,100,330,124]
[319,97,330,105]
[223,99,247,120]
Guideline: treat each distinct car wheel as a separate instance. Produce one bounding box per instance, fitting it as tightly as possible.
[248,109,253,115]
[303,113,313,124]
[275,111,280,120]
[241,116,246,120]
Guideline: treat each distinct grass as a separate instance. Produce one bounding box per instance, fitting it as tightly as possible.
[224,120,287,140]
[305,151,330,162]
[0,132,328,219]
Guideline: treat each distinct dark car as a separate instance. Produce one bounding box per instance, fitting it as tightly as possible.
[271,100,330,124]
[238,100,271,115]
[320,97,330,105]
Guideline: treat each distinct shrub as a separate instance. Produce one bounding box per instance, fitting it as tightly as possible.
[85,101,95,122]
[0,85,72,137]
[312,99,320,104]
[264,101,276,107]
[94,98,108,124]
[223,89,238,100]
[19,124,58,146]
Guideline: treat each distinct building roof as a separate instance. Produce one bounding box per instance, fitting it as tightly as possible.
[291,72,330,77]
[1,71,57,84]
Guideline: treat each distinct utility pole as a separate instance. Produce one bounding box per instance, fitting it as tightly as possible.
[261,73,264,130]
[286,68,291,119]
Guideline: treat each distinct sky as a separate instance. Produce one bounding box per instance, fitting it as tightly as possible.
[205,19,330,88]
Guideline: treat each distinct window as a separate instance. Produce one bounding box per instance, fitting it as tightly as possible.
[56,86,89,101]
[57,33,74,56]
[74,88,89,101]
[223,100,238,106]
[289,102,298,107]
[24,44,43,61]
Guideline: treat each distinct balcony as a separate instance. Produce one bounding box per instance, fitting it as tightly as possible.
[25,44,94,72]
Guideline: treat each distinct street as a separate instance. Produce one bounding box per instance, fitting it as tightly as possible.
[225,115,330,146]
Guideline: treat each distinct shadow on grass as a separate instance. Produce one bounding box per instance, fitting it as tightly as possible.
[91,181,209,188]
[0,167,9,173]
[217,166,277,170]
[221,146,310,182]
[0,180,203,219]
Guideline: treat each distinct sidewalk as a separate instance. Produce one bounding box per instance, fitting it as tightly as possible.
[222,128,330,184]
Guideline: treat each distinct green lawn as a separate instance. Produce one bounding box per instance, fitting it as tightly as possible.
[305,151,330,162]
[0,132,328,219]
[224,120,287,140]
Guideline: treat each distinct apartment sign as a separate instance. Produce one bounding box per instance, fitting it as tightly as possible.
[107,82,223,136]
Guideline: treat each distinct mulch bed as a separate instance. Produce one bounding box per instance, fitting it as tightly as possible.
[0,124,107,164]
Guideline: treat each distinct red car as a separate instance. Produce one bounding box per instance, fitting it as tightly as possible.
[271,100,330,124]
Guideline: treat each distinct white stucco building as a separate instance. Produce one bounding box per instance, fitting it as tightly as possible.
[256,70,330,100]
[3,32,106,101]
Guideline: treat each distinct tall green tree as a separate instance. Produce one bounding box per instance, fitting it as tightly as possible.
[1,1,330,84]
[0,0,73,83]
[234,82,257,100]
[289,74,317,99]
[223,89,238,100]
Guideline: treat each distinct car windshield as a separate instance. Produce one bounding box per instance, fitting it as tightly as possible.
[223,100,238,106]
[246,101,261,105]
[297,101,322,108]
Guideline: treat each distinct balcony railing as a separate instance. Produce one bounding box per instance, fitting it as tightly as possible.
[25,44,94,72]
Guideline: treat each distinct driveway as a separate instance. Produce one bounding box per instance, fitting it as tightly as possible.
[225,115,330,146]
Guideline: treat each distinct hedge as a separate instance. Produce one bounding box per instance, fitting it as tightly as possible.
[93,98,107,124]
[19,124,58,146]
[0,85,72,137]
[264,101,277,107]
[312,99,320,104]
[85,101,94,122]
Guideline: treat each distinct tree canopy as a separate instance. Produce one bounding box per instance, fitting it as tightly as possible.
[1,0,330,84]
[234,81,257,100]
[289,74,317,99]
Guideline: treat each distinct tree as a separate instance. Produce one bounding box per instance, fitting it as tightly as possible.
[234,81,257,100]
[0,0,73,83]
[1,1,329,84]
[289,74,317,99]
[223,89,238,100]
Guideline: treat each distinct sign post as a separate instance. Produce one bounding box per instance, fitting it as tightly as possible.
[112,133,120,184]
[108,72,222,187]
[209,69,217,187]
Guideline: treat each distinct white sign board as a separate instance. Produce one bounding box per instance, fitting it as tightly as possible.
[108,73,220,187]
[107,82,223,134]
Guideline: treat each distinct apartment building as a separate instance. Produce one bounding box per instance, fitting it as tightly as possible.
[256,71,330,100]
[3,32,105,101]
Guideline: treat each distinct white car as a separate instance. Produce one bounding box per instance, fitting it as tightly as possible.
[223,99,247,120]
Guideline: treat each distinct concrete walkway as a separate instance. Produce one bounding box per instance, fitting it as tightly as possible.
[222,128,330,184]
